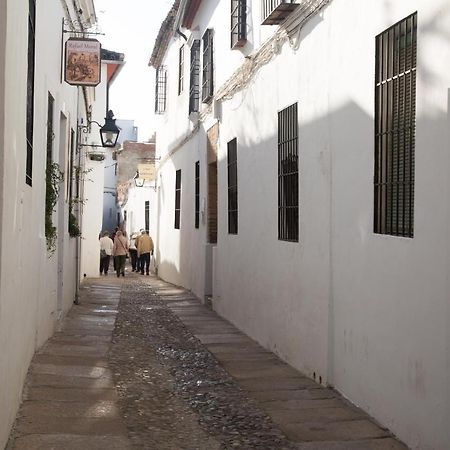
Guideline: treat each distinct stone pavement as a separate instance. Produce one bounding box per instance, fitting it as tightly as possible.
[6,270,409,450]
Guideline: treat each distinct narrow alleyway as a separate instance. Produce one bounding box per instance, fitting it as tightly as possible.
[7,270,408,450]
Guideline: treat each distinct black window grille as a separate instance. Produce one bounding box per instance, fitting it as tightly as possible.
[231,0,247,48]
[227,138,238,234]
[145,201,150,231]
[178,45,184,95]
[189,40,201,114]
[155,65,167,114]
[45,93,54,236]
[374,12,417,238]
[202,29,214,103]
[278,103,299,242]
[26,0,36,186]
[68,128,75,233]
[195,161,200,228]
[175,169,181,229]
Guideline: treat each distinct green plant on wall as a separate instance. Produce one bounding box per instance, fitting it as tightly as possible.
[68,198,82,238]
[45,162,64,254]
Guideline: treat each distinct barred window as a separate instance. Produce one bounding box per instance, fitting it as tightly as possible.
[278,103,299,242]
[155,66,167,114]
[202,29,214,103]
[374,12,417,238]
[231,0,247,48]
[195,161,200,229]
[145,201,150,232]
[178,45,184,95]
[26,0,36,186]
[227,138,238,234]
[175,169,181,229]
[189,40,201,114]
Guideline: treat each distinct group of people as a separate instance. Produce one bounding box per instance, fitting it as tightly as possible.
[99,228,154,278]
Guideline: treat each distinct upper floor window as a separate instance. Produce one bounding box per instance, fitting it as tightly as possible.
[175,169,181,229]
[178,45,184,95]
[189,40,201,113]
[231,0,247,48]
[227,138,238,234]
[195,161,200,228]
[374,12,417,238]
[26,0,36,186]
[278,103,299,242]
[202,29,214,103]
[155,65,167,114]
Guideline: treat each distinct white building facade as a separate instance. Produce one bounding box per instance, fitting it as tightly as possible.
[0,1,121,446]
[150,1,450,449]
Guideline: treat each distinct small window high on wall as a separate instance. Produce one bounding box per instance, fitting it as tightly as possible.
[155,65,167,114]
[231,0,247,48]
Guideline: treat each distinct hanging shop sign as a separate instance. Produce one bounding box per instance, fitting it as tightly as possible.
[65,38,101,86]
[138,163,156,181]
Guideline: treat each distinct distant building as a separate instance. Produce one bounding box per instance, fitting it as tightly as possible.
[102,119,138,233]
[115,139,157,241]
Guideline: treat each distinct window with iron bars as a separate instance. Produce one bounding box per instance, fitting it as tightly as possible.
[175,170,181,229]
[145,201,150,232]
[231,0,247,49]
[374,12,417,238]
[178,45,184,95]
[227,138,238,234]
[189,40,200,114]
[195,161,200,228]
[278,103,299,242]
[155,65,167,114]
[202,29,214,103]
[26,0,36,186]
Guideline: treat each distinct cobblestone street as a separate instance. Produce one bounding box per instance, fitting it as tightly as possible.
[7,271,408,450]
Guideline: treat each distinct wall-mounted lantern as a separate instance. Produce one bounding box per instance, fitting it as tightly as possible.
[78,110,120,152]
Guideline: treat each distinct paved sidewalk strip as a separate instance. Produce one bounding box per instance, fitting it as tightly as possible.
[7,281,133,450]
[154,282,408,450]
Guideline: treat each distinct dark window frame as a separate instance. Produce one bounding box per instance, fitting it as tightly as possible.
[189,40,201,114]
[227,138,238,234]
[202,29,214,103]
[178,44,184,95]
[374,12,417,238]
[155,65,167,114]
[195,161,200,229]
[278,103,299,242]
[175,169,181,229]
[26,0,36,186]
[231,0,247,48]
[145,200,150,232]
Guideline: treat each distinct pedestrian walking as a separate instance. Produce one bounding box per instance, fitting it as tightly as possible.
[137,230,154,275]
[99,231,114,275]
[134,229,144,273]
[113,230,129,277]
[129,232,139,272]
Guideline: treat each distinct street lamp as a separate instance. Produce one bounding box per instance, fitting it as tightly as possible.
[79,109,120,149]
[99,110,120,148]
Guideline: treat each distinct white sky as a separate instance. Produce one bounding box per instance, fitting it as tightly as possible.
[94,0,174,141]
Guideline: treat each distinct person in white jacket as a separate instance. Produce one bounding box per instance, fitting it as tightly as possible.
[99,231,114,275]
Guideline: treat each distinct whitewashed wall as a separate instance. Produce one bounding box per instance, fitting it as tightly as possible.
[79,63,109,279]
[156,0,450,448]
[0,0,90,446]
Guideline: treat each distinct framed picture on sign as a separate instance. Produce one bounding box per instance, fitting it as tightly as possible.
[65,38,101,86]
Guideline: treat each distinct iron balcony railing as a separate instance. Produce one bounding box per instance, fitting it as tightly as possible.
[261,0,299,25]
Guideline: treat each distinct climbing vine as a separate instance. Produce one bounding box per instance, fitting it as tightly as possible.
[45,162,64,254]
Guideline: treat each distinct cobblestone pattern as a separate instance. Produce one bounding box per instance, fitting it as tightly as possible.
[109,281,297,450]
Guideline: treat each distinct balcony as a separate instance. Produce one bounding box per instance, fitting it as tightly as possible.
[261,0,299,25]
